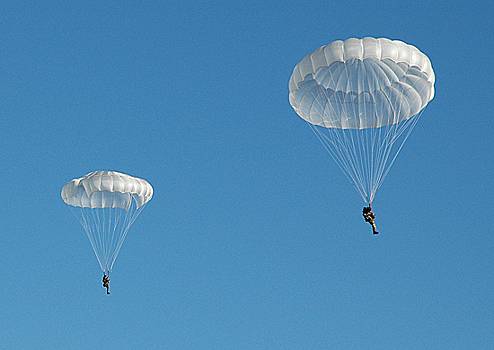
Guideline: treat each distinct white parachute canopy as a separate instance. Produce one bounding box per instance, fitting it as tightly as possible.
[61,171,153,274]
[289,37,435,204]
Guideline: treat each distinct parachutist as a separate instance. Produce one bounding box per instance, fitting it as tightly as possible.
[363,206,378,235]
[102,274,110,294]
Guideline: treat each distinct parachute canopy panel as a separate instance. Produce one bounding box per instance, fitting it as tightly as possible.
[289,37,435,129]
[61,171,153,210]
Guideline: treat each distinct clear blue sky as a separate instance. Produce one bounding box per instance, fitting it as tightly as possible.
[0,1,493,349]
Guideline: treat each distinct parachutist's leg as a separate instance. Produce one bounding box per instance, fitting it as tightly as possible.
[372,222,378,235]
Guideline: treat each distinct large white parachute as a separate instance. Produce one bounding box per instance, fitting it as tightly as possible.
[62,171,153,274]
[289,37,435,204]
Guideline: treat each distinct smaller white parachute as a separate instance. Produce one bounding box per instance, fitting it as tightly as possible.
[61,171,153,209]
[62,171,153,274]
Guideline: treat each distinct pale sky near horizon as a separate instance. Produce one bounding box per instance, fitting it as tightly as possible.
[1,1,493,349]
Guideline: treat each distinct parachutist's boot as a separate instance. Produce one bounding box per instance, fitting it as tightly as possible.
[371,223,379,235]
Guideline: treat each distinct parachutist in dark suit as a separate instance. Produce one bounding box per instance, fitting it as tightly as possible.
[363,206,378,235]
[102,274,110,294]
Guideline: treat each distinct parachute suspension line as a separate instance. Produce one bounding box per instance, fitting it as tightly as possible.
[369,75,430,202]
[373,111,423,196]
[309,125,368,202]
[107,205,125,272]
[108,203,145,272]
[307,78,369,202]
[71,197,146,274]
[367,81,407,203]
[76,208,105,271]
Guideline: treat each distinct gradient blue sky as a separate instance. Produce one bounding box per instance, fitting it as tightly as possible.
[1,1,493,349]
